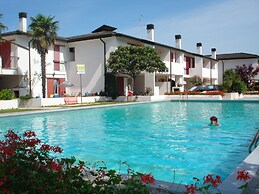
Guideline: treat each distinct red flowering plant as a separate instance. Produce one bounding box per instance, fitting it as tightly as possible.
[237,170,251,192]
[0,130,154,194]
[185,170,252,194]
[184,174,222,194]
[185,184,197,194]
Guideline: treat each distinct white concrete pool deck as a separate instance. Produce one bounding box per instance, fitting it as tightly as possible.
[0,100,259,193]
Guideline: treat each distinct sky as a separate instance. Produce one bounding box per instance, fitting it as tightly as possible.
[1,0,259,55]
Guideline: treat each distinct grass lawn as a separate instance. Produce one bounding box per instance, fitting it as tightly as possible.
[0,101,130,114]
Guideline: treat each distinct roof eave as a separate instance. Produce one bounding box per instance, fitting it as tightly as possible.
[115,33,218,61]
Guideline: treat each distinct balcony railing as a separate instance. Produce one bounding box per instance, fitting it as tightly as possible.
[1,56,19,70]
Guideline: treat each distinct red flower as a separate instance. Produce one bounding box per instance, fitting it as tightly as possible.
[140,173,155,185]
[22,138,41,147]
[51,146,62,153]
[10,168,16,174]
[3,188,10,194]
[203,174,222,187]
[0,176,7,187]
[185,184,197,194]
[51,162,62,172]
[2,146,15,157]
[237,170,250,181]
[23,130,36,138]
[40,144,51,151]
[5,130,20,141]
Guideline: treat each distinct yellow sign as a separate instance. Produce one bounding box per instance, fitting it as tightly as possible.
[77,64,85,74]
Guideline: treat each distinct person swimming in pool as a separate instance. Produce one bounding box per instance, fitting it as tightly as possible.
[209,116,221,126]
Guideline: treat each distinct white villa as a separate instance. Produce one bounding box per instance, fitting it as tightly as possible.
[215,53,259,85]
[2,12,255,98]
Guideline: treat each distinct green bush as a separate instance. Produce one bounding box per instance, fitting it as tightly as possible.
[19,94,32,100]
[0,89,15,100]
[106,73,118,99]
[234,81,247,94]
[222,69,247,93]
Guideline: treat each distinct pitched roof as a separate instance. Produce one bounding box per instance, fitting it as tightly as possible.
[2,25,217,61]
[91,25,117,33]
[66,26,217,61]
[66,31,116,42]
[215,53,258,60]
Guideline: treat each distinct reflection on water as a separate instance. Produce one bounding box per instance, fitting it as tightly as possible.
[0,101,258,184]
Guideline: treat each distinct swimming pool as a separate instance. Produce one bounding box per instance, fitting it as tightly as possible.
[0,101,259,184]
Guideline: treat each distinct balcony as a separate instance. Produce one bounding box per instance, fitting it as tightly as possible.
[0,56,19,75]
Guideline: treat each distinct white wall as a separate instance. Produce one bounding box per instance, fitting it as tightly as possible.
[67,39,107,95]
[0,99,18,110]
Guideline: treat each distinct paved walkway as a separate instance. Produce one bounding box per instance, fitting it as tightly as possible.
[246,168,259,194]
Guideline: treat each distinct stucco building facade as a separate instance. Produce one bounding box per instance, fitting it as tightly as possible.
[0,12,221,98]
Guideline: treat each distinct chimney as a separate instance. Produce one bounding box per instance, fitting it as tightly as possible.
[196,43,202,55]
[175,34,182,49]
[211,48,216,59]
[19,12,27,32]
[146,24,154,41]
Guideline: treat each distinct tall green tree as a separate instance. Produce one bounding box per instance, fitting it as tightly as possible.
[0,13,8,41]
[29,14,59,98]
[222,69,247,93]
[107,45,167,93]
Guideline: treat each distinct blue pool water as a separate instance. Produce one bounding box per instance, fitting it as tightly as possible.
[0,101,259,184]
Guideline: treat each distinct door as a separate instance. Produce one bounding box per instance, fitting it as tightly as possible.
[186,57,190,75]
[117,77,124,96]
[0,41,11,68]
[47,78,66,97]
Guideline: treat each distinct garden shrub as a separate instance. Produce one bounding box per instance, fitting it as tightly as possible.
[0,89,15,100]
[19,94,32,100]
[106,73,118,99]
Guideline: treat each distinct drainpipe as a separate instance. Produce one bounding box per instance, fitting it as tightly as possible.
[28,38,33,96]
[221,60,225,84]
[170,51,172,92]
[100,38,107,94]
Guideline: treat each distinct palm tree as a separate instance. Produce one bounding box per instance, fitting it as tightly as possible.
[0,13,8,40]
[29,14,59,98]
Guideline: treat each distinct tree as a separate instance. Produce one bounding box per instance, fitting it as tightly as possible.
[29,14,59,98]
[189,75,203,86]
[107,46,167,93]
[0,13,8,41]
[222,69,247,93]
[235,64,259,85]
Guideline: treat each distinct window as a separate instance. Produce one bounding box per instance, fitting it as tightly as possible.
[190,58,195,68]
[170,52,174,62]
[54,45,60,71]
[69,47,75,61]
